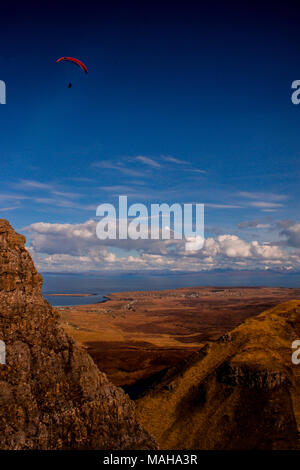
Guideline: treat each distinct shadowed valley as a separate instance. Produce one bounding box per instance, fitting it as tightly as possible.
[59,287,300,398]
[136,301,300,449]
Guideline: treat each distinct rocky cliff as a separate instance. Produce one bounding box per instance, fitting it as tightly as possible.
[0,219,156,450]
[137,300,300,449]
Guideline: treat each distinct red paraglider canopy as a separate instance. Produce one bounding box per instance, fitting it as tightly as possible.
[56,57,88,74]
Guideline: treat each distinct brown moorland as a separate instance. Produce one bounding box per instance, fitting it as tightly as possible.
[59,286,300,394]
[136,300,300,450]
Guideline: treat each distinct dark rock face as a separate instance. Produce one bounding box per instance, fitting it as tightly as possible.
[216,362,289,389]
[0,219,157,450]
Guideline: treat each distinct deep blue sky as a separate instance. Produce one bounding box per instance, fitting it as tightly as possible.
[1,1,300,273]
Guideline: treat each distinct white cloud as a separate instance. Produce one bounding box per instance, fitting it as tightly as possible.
[24,218,300,273]
[238,218,272,229]
[239,191,288,202]
[14,179,54,190]
[206,203,242,209]
[51,190,82,199]
[99,185,137,192]
[281,222,300,248]
[135,156,161,168]
[247,201,284,209]
[92,160,145,177]
[0,206,19,212]
[161,155,190,165]
[0,193,29,201]
[238,191,288,211]
[186,168,207,174]
[32,197,96,211]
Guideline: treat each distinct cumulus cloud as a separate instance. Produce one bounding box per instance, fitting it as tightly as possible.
[23,218,300,273]
[280,222,300,248]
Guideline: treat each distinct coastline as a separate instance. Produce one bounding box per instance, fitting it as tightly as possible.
[58,286,300,390]
[46,293,97,297]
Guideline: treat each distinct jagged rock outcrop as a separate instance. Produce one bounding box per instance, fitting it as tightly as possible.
[0,219,157,450]
[137,300,300,450]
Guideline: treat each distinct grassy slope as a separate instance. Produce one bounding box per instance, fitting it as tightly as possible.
[137,300,300,450]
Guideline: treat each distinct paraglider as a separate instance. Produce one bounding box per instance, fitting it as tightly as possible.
[56,57,88,87]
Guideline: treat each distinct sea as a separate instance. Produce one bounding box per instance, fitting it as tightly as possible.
[42,271,300,307]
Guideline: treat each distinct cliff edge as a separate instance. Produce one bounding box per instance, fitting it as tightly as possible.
[0,219,156,450]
